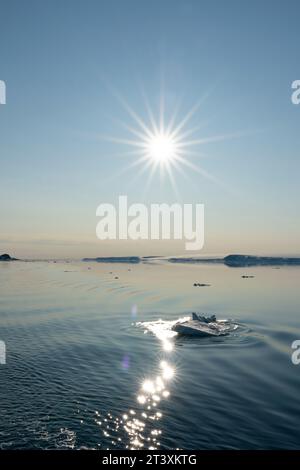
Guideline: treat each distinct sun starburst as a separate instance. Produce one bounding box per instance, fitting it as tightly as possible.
[99,87,242,196]
[146,132,177,164]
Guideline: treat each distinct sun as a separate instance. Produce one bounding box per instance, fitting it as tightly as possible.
[101,87,237,194]
[146,132,177,164]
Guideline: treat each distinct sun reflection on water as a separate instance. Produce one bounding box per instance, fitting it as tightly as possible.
[94,357,175,449]
[120,359,175,449]
[93,318,181,449]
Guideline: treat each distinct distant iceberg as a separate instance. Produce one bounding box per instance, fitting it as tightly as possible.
[82,256,141,264]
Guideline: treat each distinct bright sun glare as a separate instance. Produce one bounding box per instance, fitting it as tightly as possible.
[146,133,177,163]
[103,88,237,194]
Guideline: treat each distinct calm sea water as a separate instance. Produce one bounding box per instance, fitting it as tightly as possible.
[0,260,299,449]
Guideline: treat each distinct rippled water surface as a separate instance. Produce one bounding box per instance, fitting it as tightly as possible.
[0,261,299,449]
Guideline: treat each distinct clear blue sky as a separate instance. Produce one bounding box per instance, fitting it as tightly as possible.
[0,0,299,258]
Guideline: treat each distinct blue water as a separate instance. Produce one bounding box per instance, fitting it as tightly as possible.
[0,261,299,449]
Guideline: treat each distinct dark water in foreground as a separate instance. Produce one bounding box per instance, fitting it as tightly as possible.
[0,261,299,449]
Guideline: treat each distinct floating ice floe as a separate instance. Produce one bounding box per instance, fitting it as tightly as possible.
[137,313,237,342]
[172,313,232,337]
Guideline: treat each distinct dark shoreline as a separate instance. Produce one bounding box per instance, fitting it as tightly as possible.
[2,253,300,267]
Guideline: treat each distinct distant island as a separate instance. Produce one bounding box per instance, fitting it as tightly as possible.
[223,254,300,267]
[168,254,300,267]
[0,253,18,261]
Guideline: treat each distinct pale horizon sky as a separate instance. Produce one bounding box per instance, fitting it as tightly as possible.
[1,0,300,259]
